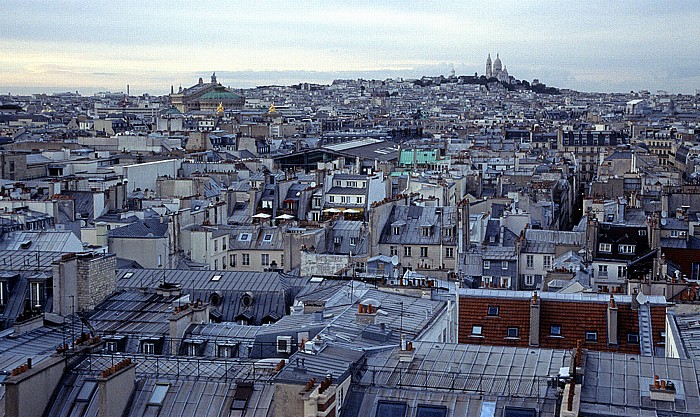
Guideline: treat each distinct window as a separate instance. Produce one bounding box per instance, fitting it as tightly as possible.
[444,227,452,237]
[550,325,562,337]
[238,233,251,242]
[276,336,292,353]
[404,247,412,257]
[507,327,519,338]
[619,244,636,254]
[142,342,155,354]
[356,196,363,204]
[627,333,639,343]
[0,281,7,309]
[501,276,511,288]
[222,239,226,250]
[230,254,236,267]
[187,343,199,356]
[214,239,218,252]
[599,243,612,253]
[242,254,250,266]
[483,260,491,270]
[393,226,401,235]
[217,343,238,358]
[329,196,335,203]
[30,281,43,308]
[280,254,284,267]
[376,401,407,417]
[263,234,273,242]
[334,237,342,244]
[350,237,357,246]
[421,226,431,237]
[214,259,218,270]
[471,325,483,336]
[671,230,679,238]
[543,256,551,270]
[585,331,598,342]
[526,255,534,269]
[487,306,499,316]
[445,247,454,258]
[76,381,98,402]
[598,264,608,277]
[390,246,398,256]
[617,265,627,278]
[416,405,447,417]
[638,230,647,236]
[501,260,508,270]
[524,275,535,286]
[420,247,428,258]
[261,254,270,266]
[148,383,169,406]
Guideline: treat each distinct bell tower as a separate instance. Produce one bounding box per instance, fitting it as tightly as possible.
[486,54,493,78]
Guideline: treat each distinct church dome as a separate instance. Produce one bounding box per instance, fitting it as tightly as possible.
[494,54,502,71]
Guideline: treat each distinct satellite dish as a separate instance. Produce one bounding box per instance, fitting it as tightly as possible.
[310,181,316,187]
[661,210,667,218]
[391,255,399,266]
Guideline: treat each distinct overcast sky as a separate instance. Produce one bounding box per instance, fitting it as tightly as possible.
[1,1,698,95]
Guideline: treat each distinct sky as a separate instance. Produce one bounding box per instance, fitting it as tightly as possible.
[1,1,699,95]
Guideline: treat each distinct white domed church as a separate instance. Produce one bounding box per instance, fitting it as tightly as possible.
[485,54,511,83]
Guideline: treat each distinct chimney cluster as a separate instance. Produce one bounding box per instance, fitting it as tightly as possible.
[318,374,333,394]
[101,358,133,378]
[650,375,677,402]
[9,358,32,377]
[304,378,317,392]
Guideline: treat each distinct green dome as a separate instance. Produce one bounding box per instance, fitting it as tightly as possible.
[200,90,242,101]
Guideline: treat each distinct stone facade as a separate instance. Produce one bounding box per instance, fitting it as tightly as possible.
[77,253,116,311]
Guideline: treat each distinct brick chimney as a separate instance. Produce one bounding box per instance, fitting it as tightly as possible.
[607,295,618,345]
[529,291,540,347]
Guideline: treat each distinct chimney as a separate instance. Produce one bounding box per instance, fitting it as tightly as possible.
[607,295,618,345]
[355,302,377,325]
[168,301,210,355]
[98,359,136,417]
[529,292,540,347]
[4,355,66,417]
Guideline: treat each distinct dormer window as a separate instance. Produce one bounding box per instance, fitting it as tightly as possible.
[393,226,401,235]
[263,234,273,242]
[420,226,431,237]
[0,281,7,311]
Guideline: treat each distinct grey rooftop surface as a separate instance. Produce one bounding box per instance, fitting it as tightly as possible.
[342,342,570,417]
[579,351,700,416]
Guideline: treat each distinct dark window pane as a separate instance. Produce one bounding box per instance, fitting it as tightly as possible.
[504,407,537,417]
[376,401,406,417]
[417,405,447,417]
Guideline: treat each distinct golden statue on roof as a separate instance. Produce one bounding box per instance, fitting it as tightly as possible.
[268,102,277,114]
[216,101,224,114]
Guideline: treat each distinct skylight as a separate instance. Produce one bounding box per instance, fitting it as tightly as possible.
[211,275,222,282]
[121,272,134,280]
[148,383,170,406]
[75,380,98,402]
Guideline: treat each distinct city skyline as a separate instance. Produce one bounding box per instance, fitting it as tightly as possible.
[2,0,699,95]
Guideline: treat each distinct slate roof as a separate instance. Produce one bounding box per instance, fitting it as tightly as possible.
[379,206,457,246]
[342,342,570,417]
[0,230,83,253]
[579,351,700,416]
[108,218,169,238]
